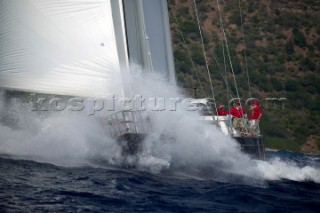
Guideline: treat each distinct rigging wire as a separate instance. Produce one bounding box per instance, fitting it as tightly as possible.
[171,8,207,97]
[215,0,232,103]
[201,31,235,98]
[238,0,252,98]
[184,0,234,101]
[215,0,250,133]
[192,0,218,114]
[210,49,234,98]
[215,0,241,105]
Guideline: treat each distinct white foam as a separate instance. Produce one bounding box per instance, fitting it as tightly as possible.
[0,71,319,184]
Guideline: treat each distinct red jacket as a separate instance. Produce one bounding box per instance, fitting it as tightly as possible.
[230,106,246,118]
[217,108,228,116]
[249,106,262,120]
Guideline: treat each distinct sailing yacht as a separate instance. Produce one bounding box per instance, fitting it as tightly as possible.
[0,0,176,156]
[0,0,264,160]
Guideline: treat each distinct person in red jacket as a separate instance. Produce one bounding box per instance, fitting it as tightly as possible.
[217,104,228,116]
[249,100,262,135]
[229,101,246,132]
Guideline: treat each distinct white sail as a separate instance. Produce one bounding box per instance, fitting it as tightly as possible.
[0,0,124,98]
[0,0,176,98]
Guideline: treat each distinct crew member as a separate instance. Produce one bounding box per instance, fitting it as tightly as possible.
[249,100,262,136]
[229,101,246,131]
[217,104,228,116]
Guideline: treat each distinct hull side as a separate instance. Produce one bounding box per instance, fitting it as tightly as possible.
[235,137,265,160]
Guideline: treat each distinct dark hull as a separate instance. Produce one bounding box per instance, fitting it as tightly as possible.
[234,136,265,160]
[116,133,147,155]
[116,133,265,160]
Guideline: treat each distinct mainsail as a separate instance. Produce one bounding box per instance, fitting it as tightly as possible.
[0,0,176,98]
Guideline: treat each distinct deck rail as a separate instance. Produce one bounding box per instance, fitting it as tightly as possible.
[106,111,150,138]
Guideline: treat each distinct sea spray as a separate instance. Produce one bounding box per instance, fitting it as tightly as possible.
[0,91,119,166]
[0,71,320,183]
[123,70,320,183]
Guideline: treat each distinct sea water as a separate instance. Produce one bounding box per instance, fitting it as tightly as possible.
[0,151,319,212]
[0,72,319,212]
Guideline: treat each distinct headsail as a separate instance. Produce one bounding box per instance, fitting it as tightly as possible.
[0,0,176,98]
[0,0,124,98]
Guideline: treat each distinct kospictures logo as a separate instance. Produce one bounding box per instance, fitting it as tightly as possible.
[30,94,288,115]
[30,94,200,115]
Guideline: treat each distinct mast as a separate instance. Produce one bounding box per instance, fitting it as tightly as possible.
[123,0,176,85]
